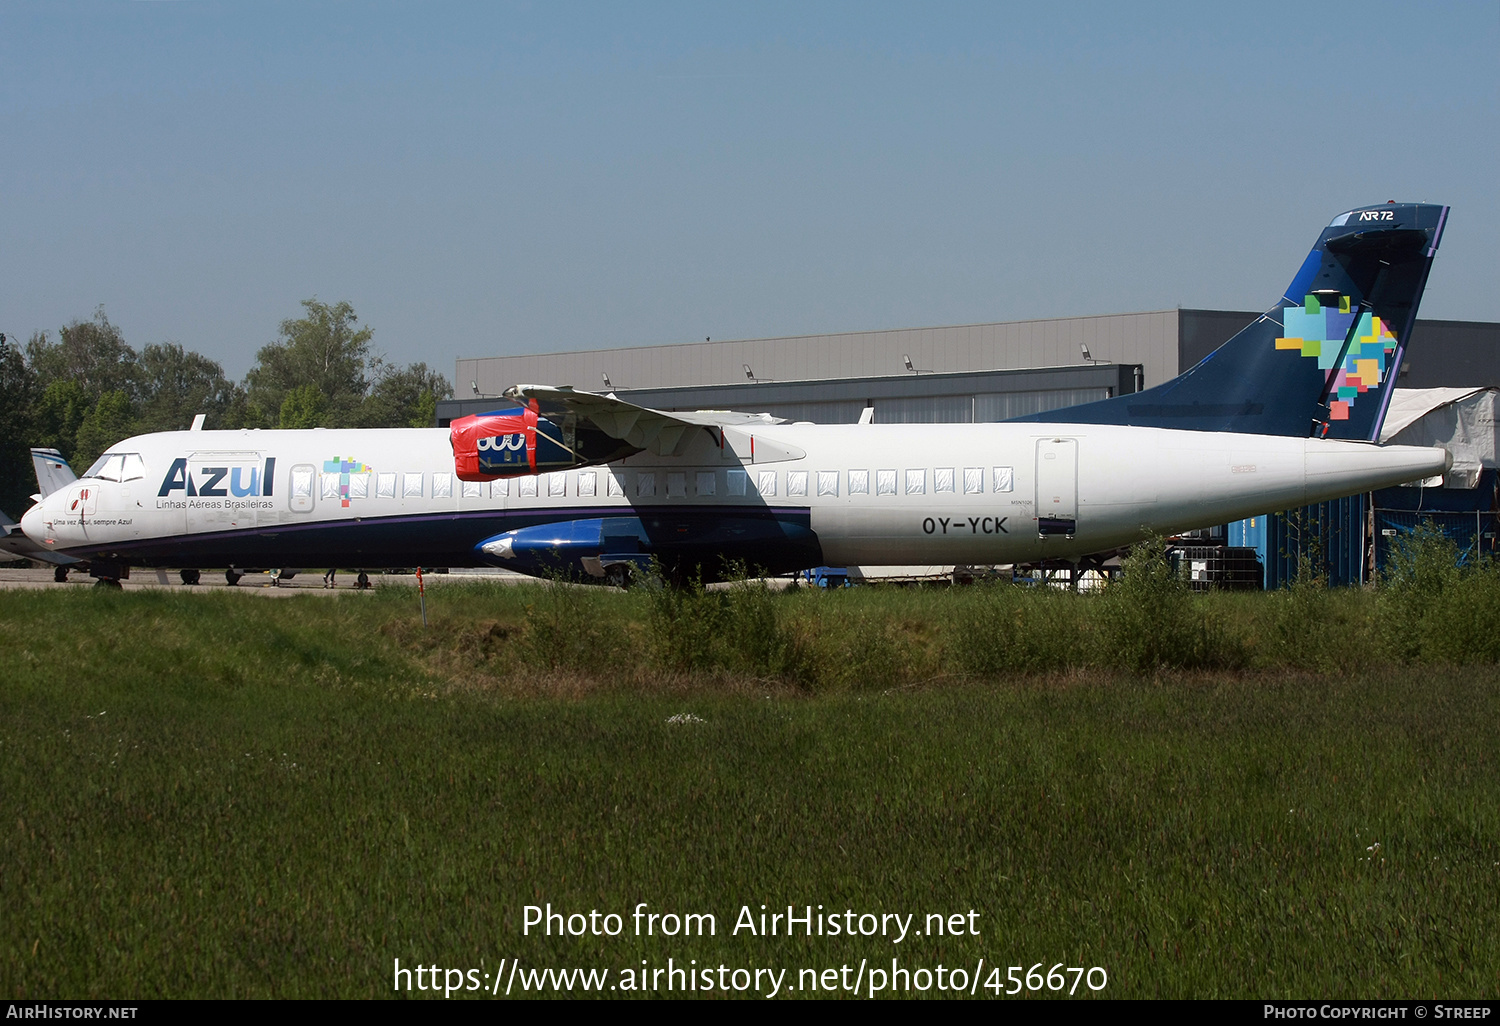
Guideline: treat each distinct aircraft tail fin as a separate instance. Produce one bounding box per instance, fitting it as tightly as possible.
[1018,202,1448,439]
[31,448,78,500]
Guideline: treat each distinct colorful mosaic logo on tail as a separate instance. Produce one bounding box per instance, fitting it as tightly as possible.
[322,457,372,508]
[1275,294,1397,421]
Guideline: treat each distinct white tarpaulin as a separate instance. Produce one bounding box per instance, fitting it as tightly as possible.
[1380,387,1499,488]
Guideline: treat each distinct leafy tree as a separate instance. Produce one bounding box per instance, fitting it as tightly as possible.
[0,334,39,517]
[220,389,269,430]
[278,384,330,429]
[361,361,453,428]
[246,299,373,426]
[25,308,137,397]
[31,379,92,463]
[73,391,138,473]
[135,342,240,432]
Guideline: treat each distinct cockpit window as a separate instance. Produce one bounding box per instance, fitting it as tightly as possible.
[84,454,125,481]
[82,453,146,482]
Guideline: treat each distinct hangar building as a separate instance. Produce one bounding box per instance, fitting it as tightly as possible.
[442,309,1496,425]
[440,308,1500,586]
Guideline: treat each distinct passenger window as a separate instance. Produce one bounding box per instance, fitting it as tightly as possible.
[727,469,747,496]
[905,469,926,495]
[608,472,626,498]
[817,471,838,497]
[549,472,567,497]
[462,481,483,499]
[637,472,656,498]
[490,478,509,498]
[757,471,777,496]
[964,467,984,494]
[848,469,869,495]
[667,472,687,498]
[377,472,397,498]
[518,476,538,498]
[993,466,1014,492]
[696,471,716,496]
[876,470,897,496]
[579,471,597,496]
[432,472,453,498]
[403,472,424,498]
[935,468,955,493]
[787,471,808,497]
[321,473,341,499]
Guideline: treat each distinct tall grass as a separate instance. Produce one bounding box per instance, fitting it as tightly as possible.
[2,586,1497,998]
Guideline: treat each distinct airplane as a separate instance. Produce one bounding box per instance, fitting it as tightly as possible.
[20,202,1452,588]
[2,450,84,578]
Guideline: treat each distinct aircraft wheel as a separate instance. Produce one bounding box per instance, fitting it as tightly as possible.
[605,564,631,590]
[93,577,123,589]
[356,571,370,589]
[225,569,242,587]
[180,568,200,586]
[54,566,70,583]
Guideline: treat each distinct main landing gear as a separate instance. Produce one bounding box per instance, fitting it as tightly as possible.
[180,568,201,586]
[225,568,242,587]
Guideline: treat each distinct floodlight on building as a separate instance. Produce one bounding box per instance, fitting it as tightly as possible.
[744,363,755,381]
[601,372,613,389]
[470,380,479,396]
[903,354,914,373]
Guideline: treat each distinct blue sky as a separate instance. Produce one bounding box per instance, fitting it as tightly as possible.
[2,1,1496,381]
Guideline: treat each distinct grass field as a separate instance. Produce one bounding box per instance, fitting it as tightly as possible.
[2,568,1499,999]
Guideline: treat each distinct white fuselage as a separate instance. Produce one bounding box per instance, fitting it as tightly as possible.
[20,422,1449,572]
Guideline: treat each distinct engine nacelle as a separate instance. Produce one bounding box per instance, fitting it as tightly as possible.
[475,517,648,579]
[451,402,639,481]
[450,403,577,481]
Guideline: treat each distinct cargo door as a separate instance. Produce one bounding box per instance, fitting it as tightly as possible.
[1035,437,1078,537]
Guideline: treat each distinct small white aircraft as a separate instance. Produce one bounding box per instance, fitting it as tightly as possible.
[21,202,1451,586]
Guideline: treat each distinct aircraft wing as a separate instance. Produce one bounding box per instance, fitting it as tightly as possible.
[506,384,785,457]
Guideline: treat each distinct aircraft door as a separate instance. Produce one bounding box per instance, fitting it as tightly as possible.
[288,464,316,513]
[1035,437,1078,537]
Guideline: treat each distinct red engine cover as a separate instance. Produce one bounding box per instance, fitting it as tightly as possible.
[449,403,539,481]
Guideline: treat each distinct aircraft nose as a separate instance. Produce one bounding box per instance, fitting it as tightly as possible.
[20,503,46,543]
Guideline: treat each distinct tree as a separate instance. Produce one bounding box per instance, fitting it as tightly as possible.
[31,379,92,464]
[360,361,453,428]
[135,342,240,432]
[73,390,138,473]
[0,334,39,517]
[278,384,330,429]
[25,307,137,398]
[246,299,373,427]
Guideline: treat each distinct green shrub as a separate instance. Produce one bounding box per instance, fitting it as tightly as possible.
[518,578,630,674]
[1097,538,1245,673]
[1381,521,1500,663]
[945,584,1086,676]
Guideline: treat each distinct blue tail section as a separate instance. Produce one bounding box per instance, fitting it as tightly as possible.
[1018,202,1448,439]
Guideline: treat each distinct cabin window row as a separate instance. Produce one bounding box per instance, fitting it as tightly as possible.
[319,471,456,500]
[472,466,1016,499]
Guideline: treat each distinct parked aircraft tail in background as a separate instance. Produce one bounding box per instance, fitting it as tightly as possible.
[30,448,78,501]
